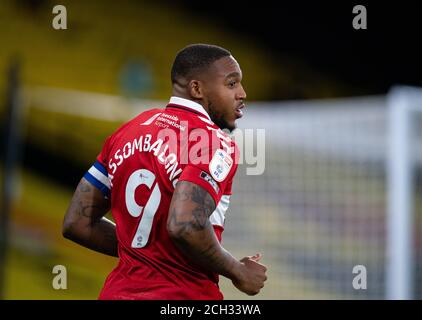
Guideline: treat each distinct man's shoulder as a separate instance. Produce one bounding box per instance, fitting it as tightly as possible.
[132,107,164,123]
[114,107,164,132]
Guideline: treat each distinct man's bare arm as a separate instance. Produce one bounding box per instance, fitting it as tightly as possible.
[167,181,241,279]
[167,180,267,295]
[62,177,118,257]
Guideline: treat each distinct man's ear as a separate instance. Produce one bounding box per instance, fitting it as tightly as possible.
[188,80,203,99]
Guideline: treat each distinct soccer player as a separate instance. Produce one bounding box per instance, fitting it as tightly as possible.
[62,44,267,299]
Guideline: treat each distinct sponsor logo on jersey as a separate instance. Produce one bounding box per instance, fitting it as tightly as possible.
[155,113,186,131]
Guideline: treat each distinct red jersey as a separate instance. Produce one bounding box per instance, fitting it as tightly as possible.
[83,97,238,300]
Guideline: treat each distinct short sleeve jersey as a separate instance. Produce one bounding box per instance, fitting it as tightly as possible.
[84,97,239,300]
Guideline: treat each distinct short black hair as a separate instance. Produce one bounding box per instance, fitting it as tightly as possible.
[171,44,231,84]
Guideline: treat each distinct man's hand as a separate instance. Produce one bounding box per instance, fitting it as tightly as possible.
[168,180,267,295]
[62,177,118,257]
[231,253,268,295]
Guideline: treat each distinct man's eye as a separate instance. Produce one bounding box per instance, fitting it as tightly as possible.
[228,81,236,88]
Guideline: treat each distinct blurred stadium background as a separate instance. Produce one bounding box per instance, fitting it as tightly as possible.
[0,0,421,299]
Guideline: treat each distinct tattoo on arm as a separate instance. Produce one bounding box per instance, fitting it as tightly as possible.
[79,201,109,219]
[79,182,91,193]
[168,181,237,277]
[71,181,109,219]
[169,181,215,235]
[64,178,117,257]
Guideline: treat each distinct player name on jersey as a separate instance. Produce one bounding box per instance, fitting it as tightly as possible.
[108,133,182,188]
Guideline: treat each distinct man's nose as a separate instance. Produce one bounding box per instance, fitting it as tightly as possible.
[237,84,247,100]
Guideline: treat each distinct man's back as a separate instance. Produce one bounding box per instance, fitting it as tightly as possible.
[95,97,238,299]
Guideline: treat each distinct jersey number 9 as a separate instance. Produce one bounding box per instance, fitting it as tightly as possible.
[125,169,161,248]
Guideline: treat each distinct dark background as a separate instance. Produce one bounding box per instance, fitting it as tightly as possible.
[171,0,421,96]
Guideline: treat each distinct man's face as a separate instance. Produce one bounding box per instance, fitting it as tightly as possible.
[201,55,247,131]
